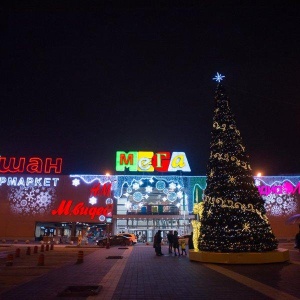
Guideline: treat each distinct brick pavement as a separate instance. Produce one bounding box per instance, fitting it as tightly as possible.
[0,243,300,300]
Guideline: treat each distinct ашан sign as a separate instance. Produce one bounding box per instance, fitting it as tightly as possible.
[116,151,191,172]
[0,157,62,174]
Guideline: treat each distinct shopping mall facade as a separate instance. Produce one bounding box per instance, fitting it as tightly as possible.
[0,154,299,243]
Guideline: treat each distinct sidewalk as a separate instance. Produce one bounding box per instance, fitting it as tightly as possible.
[0,243,300,300]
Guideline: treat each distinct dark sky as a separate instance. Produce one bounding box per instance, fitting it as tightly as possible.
[1,1,300,176]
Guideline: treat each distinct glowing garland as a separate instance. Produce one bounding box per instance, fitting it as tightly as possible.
[69,175,299,217]
[70,175,117,187]
[120,176,185,208]
[255,177,300,188]
[209,151,251,170]
[213,121,241,136]
[213,121,226,131]
[191,202,204,252]
[204,195,268,222]
[193,202,204,215]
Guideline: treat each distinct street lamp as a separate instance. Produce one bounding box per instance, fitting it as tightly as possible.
[106,217,112,249]
[183,192,186,234]
[106,222,110,249]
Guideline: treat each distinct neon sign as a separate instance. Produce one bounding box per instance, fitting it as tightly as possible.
[0,157,63,174]
[0,176,60,187]
[90,182,111,197]
[51,200,110,220]
[257,181,300,196]
[116,151,191,172]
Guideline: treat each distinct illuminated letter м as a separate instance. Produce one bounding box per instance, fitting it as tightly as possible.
[116,151,138,171]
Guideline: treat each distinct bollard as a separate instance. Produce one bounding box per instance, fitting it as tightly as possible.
[105,236,110,249]
[76,250,84,264]
[15,248,21,258]
[50,243,54,250]
[41,244,45,252]
[37,253,44,266]
[26,246,31,255]
[33,246,38,254]
[45,244,49,251]
[6,254,13,266]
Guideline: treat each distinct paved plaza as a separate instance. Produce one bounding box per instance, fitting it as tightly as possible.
[0,242,300,300]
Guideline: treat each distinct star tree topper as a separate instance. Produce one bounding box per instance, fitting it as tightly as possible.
[213,72,225,82]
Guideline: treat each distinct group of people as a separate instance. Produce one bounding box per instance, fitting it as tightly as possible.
[167,230,186,256]
[153,230,189,256]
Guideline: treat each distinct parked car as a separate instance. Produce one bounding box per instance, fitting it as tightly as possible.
[117,233,137,244]
[96,235,132,247]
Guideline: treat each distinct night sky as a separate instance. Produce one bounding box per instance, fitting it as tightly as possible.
[1,1,300,176]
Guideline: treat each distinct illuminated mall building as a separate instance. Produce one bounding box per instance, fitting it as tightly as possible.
[0,152,299,243]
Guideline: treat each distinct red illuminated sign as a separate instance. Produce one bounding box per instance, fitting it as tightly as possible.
[51,200,111,220]
[0,157,63,174]
[90,182,111,197]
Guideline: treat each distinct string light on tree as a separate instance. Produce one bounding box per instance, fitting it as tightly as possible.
[198,73,278,253]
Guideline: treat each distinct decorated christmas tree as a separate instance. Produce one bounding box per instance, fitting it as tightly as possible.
[198,73,278,252]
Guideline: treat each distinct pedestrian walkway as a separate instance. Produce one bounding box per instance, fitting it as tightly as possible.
[1,243,300,300]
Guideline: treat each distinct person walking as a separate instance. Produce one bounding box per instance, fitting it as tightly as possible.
[154,230,163,256]
[173,231,180,256]
[167,230,174,254]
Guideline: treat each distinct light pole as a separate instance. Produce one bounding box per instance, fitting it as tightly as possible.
[105,172,112,249]
[106,223,110,249]
[183,191,186,234]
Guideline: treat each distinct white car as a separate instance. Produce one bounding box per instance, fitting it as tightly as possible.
[117,233,137,244]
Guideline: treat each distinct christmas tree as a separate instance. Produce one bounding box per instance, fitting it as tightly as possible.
[198,73,278,252]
